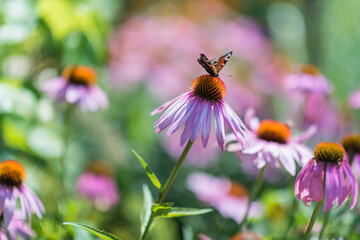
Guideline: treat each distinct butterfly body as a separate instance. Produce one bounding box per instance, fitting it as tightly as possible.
[197,51,232,77]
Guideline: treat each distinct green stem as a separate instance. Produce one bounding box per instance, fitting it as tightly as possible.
[302,200,324,240]
[319,210,330,239]
[139,140,194,240]
[59,104,73,197]
[238,164,267,232]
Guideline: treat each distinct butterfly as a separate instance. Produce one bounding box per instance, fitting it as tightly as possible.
[197,51,232,77]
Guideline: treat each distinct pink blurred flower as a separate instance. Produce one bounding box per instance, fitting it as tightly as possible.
[303,93,344,142]
[108,13,284,108]
[295,143,358,212]
[349,89,360,109]
[0,211,35,240]
[284,64,333,95]
[42,66,108,112]
[227,109,316,176]
[77,161,119,211]
[152,75,250,151]
[187,172,262,224]
[0,160,44,228]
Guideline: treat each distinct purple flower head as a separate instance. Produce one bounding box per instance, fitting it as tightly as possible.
[152,74,250,151]
[295,142,358,212]
[341,134,360,177]
[187,172,262,224]
[349,89,360,109]
[42,65,108,112]
[284,64,333,95]
[0,160,45,228]
[77,161,119,211]
[227,109,316,176]
[0,211,35,240]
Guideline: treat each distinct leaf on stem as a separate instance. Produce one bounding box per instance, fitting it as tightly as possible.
[140,184,153,236]
[151,202,174,217]
[131,149,162,191]
[63,222,120,240]
[152,203,213,218]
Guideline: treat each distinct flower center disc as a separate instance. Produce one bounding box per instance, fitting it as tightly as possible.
[257,120,291,144]
[86,161,113,177]
[191,75,227,102]
[341,134,360,155]
[301,64,320,76]
[62,65,97,86]
[314,142,345,163]
[229,182,248,198]
[0,160,26,187]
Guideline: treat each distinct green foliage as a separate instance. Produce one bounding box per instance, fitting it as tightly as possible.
[140,184,153,236]
[132,149,162,191]
[63,222,121,240]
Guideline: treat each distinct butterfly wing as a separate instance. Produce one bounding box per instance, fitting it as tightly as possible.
[197,54,218,76]
[209,51,233,74]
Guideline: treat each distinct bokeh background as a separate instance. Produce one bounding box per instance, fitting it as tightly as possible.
[1,0,360,239]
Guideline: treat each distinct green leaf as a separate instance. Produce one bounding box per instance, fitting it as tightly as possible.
[157,207,213,218]
[63,222,120,240]
[140,184,153,236]
[131,149,162,191]
[151,202,174,217]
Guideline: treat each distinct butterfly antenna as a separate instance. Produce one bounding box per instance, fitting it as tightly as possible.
[220,73,232,77]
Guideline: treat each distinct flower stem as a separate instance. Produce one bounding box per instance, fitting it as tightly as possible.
[318,210,330,239]
[238,164,267,232]
[302,199,324,240]
[139,140,194,240]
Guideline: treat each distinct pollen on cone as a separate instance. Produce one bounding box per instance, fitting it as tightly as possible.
[256,120,291,144]
[0,160,26,187]
[313,142,345,163]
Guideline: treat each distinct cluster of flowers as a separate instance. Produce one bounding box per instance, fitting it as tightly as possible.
[152,59,360,238]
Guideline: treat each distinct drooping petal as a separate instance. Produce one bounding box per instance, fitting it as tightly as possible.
[166,96,196,135]
[278,148,296,176]
[342,161,358,210]
[180,98,202,146]
[213,102,226,151]
[200,101,212,148]
[4,188,15,227]
[324,164,337,212]
[190,100,208,142]
[291,125,317,143]
[222,102,249,149]
[151,91,191,115]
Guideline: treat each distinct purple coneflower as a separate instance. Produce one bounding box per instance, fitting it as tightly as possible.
[0,160,45,227]
[0,211,35,240]
[77,161,119,211]
[42,65,108,112]
[341,134,360,177]
[349,89,360,109]
[295,142,358,211]
[151,75,249,151]
[227,109,316,176]
[285,64,332,95]
[187,172,262,224]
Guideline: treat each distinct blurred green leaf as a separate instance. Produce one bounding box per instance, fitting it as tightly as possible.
[156,207,213,218]
[131,149,162,191]
[63,222,120,240]
[140,184,153,236]
[151,202,174,217]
